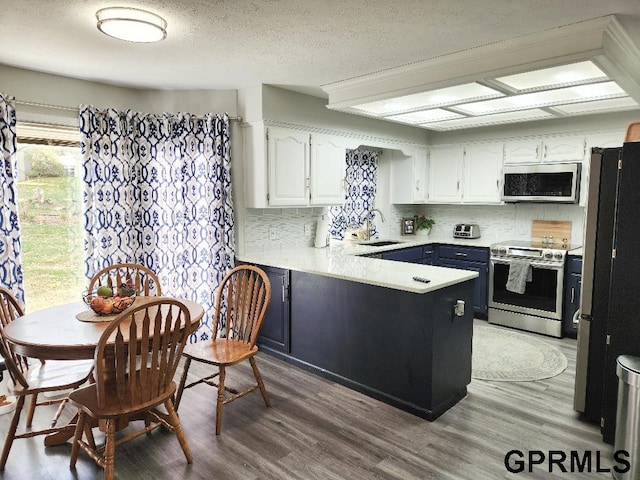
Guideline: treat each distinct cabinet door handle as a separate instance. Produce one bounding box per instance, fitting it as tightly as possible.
[536,145,539,158]
[455,252,468,257]
[282,282,286,303]
[570,287,575,304]
[544,144,548,158]
[416,179,420,192]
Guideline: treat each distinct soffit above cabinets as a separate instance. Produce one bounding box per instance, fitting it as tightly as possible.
[322,15,640,131]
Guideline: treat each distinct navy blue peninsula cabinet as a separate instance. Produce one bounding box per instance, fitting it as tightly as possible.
[256,266,291,353]
[253,264,475,421]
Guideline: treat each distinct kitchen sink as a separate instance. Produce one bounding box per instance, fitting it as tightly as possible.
[358,240,403,247]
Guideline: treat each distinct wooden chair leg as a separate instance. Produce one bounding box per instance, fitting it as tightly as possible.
[174,357,192,411]
[25,393,37,428]
[69,411,85,469]
[0,396,25,471]
[50,398,68,428]
[249,357,271,407]
[216,366,225,435]
[164,399,193,463]
[104,419,116,480]
[84,418,96,451]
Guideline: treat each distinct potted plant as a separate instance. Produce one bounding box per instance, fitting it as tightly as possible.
[414,215,435,236]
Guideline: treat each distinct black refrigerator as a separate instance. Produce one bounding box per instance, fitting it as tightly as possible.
[574,141,640,444]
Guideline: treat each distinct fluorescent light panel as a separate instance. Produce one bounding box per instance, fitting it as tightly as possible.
[422,109,555,131]
[454,81,626,115]
[387,109,464,124]
[552,96,639,114]
[496,61,607,92]
[350,83,504,116]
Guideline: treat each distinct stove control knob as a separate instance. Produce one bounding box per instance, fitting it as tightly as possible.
[490,246,498,254]
[499,247,507,255]
[544,251,553,259]
[554,252,564,260]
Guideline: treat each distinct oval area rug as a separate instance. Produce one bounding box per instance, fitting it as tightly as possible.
[472,325,568,381]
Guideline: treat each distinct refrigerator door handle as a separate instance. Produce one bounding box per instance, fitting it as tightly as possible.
[572,308,580,326]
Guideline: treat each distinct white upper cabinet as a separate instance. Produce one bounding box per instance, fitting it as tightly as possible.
[310,134,346,205]
[267,127,310,206]
[585,131,624,151]
[578,130,626,206]
[543,135,587,163]
[503,139,539,164]
[390,146,428,203]
[504,135,586,164]
[243,123,348,208]
[428,145,464,203]
[462,143,503,203]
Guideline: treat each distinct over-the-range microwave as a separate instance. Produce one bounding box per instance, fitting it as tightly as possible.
[501,162,581,203]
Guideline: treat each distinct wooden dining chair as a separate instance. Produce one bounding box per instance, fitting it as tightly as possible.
[68,298,194,480]
[88,263,162,296]
[175,265,272,434]
[0,287,94,471]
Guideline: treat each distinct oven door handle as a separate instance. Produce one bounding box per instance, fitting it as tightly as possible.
[490,259,562,270]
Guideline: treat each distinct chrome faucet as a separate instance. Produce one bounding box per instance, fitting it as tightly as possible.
[363,208,385,240]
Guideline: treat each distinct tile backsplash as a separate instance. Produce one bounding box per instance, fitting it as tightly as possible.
[392,203,585,246]
[242,203,586,254]
[243,208,325,253]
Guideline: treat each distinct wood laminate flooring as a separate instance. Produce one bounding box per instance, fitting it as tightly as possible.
[0,321,614,479]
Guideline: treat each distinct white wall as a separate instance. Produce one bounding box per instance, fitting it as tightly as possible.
[0,65,238,125]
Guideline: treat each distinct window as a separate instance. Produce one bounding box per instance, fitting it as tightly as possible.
[16,142,85,311]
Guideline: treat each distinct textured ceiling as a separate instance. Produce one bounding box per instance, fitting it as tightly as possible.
[1,0,640,97]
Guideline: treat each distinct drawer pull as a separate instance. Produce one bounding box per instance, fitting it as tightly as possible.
[455,252,468,257]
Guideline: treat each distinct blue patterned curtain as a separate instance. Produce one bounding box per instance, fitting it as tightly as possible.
[0,93,25,305]
[79,106,234,340]
[328,149,378,239]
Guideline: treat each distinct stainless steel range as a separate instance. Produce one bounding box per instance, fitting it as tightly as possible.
[488,239,576,338]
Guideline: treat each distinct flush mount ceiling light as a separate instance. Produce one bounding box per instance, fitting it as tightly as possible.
[323,15,640,131]
[96,7,167,43]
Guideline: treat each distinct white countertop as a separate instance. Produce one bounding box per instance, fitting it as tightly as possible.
[237,235,480,294]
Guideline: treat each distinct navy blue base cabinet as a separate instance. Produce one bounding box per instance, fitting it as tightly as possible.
[437,245,489,318]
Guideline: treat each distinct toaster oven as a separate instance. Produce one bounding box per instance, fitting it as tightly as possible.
[453,223,481,239]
